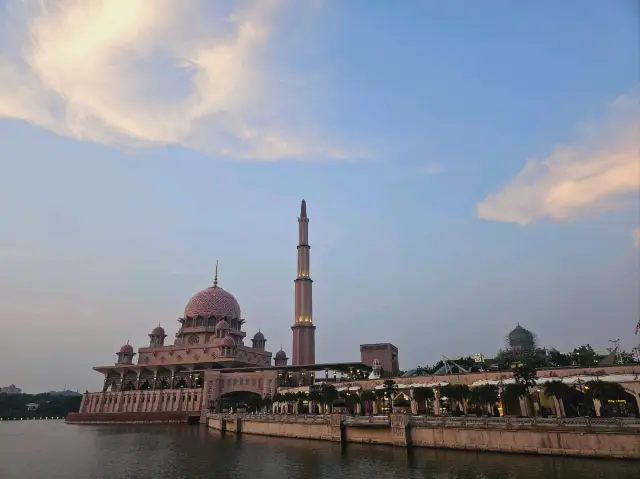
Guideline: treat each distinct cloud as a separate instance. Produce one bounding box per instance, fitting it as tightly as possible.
[477,92,640,225]
[633,228,640,248]
[0,0,349,160]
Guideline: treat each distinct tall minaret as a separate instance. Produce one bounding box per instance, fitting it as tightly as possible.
[291,199,316,366]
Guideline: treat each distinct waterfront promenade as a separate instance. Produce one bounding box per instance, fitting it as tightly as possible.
[207,412,640,459]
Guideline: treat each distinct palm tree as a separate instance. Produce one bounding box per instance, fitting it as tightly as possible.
[449,385,471,415]
[412,387,435,415]
[346,393,362,415]
[361,390,376,415]
[374,389,386,414]
[585,380,629,417]
[543,381,574,417]
[512,360,538,416]
[261,394,273,413]
[295,392,307,414]
[320,384,338,413]
[382,380,399,412]
[308,387,323,414]
[475,384,499,415]
[502,383,529,416]
[438,384,455,413]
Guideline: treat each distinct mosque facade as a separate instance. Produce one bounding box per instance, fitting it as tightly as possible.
[76,200,325,421]
[79,200,384,421]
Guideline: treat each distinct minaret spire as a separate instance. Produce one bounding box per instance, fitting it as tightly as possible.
[292,199,316,371]
[213,260,219,287]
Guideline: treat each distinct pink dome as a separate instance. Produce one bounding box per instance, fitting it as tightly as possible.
[222,336,235,346]
[119,344,134,354]
[275,349,287,360]
[216,319,230,330]
[151,326,165,335]
[184,285,241,319]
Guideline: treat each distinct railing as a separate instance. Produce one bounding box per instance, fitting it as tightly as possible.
[409,415,640,429]
[344,415,390,426]
[234,413,331,424]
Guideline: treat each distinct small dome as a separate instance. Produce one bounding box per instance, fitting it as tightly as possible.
[222,336,235,346]
[151,326,165,335]
[253,331,264,340]
[119,344,134,354]
[275,349,287,360]
[184,285,241,319]
[216,319,230,330]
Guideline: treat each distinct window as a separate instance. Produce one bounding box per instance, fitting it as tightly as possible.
[188,334,199,344]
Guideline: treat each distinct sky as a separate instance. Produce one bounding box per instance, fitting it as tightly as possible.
[0,0,638,393]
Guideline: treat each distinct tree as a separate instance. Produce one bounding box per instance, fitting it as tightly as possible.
[469,385,499,415]
[543,381,574,417]
[411,387,435,415]
[382,380,398,411]
[360,390,376,415]
[320,384,338,413]
[571,345,603,367]
[512,358,538,417]
[584,380,627,402]
[502,383,529,415]
[548,349,572,367]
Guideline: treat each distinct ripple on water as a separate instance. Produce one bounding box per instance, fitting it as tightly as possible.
[0,421,638,479]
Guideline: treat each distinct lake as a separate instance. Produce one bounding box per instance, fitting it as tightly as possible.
[0,421,637,478]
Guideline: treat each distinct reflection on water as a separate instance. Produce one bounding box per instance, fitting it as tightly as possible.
[0,421,637,479]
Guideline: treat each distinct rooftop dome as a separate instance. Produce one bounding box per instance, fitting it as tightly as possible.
[275,349,287,360]
[216,319,230,330]
[507,324,535,350]
[184,284,241,319]
[151,326,165,336]
[253,331,264,340]
[222,336,236,346]
[119,344,134,354]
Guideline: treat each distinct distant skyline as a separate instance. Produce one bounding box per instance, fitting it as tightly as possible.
[0,0,638,393]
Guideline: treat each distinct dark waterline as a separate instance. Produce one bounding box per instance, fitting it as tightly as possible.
[0,421,637,479]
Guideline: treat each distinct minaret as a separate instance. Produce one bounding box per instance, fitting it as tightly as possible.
[292,199,316,366]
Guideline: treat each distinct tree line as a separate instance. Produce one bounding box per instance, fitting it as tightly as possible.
[0,393,82,419]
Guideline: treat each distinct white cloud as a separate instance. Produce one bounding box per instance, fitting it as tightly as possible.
[477,92,640,224]
[633,228,640,248]
[0,0,349,160]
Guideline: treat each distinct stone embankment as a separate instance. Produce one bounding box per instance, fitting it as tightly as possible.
[207,413,640,459]
[66,411,192,424]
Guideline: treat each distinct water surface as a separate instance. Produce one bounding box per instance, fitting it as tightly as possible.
[0,421,637,478]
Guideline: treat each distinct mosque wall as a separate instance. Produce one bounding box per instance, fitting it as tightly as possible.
[79,388,203,415]
[135,346,271,367]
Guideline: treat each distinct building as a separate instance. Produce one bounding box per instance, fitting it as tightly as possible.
[360,343,399,376]
[74,200,380,422]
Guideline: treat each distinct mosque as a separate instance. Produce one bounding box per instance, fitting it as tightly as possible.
[75,201,390,422]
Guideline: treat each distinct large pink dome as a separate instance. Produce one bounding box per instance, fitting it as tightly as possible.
[184,285,241,319]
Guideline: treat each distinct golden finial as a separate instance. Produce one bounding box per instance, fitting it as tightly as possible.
[213,260,219,287]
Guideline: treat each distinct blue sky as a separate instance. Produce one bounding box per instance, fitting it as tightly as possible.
[0,0,638,392]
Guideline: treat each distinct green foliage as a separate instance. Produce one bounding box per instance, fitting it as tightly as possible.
[584,380,628,401]
[512,359,538,388]
[502,383,529,402]
[570,344,604,367]
[0,393,81,419]
[543,381,573,400]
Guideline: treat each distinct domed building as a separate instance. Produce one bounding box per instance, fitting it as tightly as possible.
[76,201,376,424]
[89,265,284,410]
[506,324,537,353]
